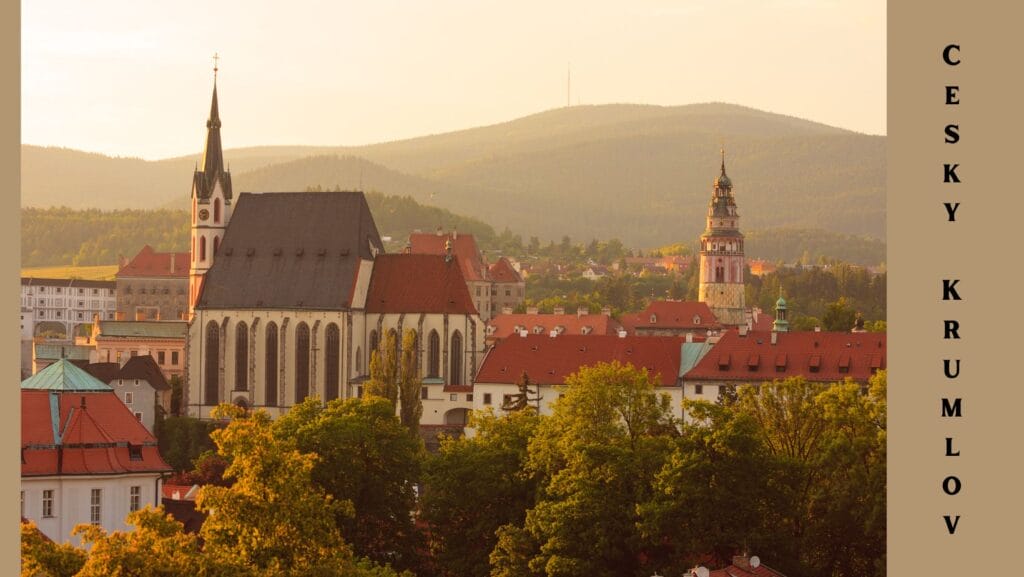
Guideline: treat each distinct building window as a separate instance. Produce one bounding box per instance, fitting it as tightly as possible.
[421,386,429,400]
[130,350,138,358]
[129,486,141,512]
[93,289,98,295]
[129,444,143,460]
[158,351,165,365]
[483,393,492,405]
[42,490,54,518]
[214,198,222,223]
[450,331,463,385]
[265,323,278,407]
[356,385,364,398]
[427,330,440,378]
[56,287,62,293]
[450,393,458,401]
[325,323,340,402]
[90,489,101,525]
[466,393,474,402]
[205,321,220,405]
[295,323,311,404]
[134,412,143,422]
[235,322,249,392]
[124,391,134,405]
[171,351,179,365]
[695,384,703,395]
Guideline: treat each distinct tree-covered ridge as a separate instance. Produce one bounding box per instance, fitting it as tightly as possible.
[20,194,497,268]
[742,227,886,267]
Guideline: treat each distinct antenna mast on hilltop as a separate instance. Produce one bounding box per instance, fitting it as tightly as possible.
[567,63,571,107]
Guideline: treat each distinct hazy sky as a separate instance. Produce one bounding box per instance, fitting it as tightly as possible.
[22,0,886,160]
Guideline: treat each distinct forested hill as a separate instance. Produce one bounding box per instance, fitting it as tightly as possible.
[22,102,885,247]
[21,194,496,267]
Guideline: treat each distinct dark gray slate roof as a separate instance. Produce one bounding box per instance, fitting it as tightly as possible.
[196,192,383,310]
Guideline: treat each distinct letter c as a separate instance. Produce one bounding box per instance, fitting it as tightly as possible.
[943,44,961,66]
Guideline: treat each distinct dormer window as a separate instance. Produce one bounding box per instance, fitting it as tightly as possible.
[649,314,657,324]
[532,325,544,334]
[692,315,701,325]
[128,445,143,461]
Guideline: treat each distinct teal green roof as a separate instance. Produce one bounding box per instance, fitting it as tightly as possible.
[679,341,715,377]
[21,359,112,391]
[34,344,92,362]
[776,296,787,308]
[98,320,188,339]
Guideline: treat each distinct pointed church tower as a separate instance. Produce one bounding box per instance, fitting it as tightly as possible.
[698,148,747,326]
[189,63,233,318]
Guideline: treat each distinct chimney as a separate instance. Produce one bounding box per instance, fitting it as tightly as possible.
[436,226,443,236]
[115,311,126,321]
[739,325,748,337]
[618,329,627,338]
[601,306,611,316]
[732,555,752,571]
[170,253,175,274]
[577,306,588,317]
[135,311,147,321]
[549,330,558,338]
[771,332,778,345]
[553,306,565,315]
[814,326,821,332]
[519,329,528,338]
[452,228,458,240]
[527,306,539,315]
[685,332,693,343]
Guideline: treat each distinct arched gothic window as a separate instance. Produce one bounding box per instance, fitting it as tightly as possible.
[214,198,221,223]
[355,347,363,375]
[369,330,379,354]
[428,330,440,378]
[325,323,340,402]
[205,321,220,405]
[200,236,207,262]
[235,321,248,391]
[265,322,278,406]
[295,323,310,404]
[450,331,463,386]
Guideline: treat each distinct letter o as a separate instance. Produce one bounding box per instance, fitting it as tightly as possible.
[943,476,962,495]
[943,44,961,66]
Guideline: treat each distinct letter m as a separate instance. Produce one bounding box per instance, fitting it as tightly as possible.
[942,398,962,417]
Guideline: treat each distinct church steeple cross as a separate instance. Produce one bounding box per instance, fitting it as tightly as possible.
[213,52,219,80]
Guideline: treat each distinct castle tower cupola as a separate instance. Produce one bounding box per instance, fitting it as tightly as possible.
[698,146,747,326]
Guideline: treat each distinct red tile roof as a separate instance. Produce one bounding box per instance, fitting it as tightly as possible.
[488,257,523,283]
[706,563,785,577]
[476,334,687,386]
[683,330,886,383]
[409,232,487,281]
[117,245,190,278]
[21,389,171,477]
[365,254,477,315]
[619,300,722,333]
[488,313,623,340]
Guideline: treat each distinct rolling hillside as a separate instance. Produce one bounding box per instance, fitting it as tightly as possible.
[22,102,885,247]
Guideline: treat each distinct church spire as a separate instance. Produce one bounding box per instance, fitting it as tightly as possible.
[720,144,726,176]
[193,55,232,202]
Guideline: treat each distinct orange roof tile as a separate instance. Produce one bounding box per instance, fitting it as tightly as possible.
[117,245,190,278]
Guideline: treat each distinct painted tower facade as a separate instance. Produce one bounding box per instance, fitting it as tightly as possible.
[188,76,233,317]
[698,149,746,326]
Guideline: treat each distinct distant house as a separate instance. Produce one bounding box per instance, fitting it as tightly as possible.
[91,319,188,380]
[20,277,118,340]
[582,265,610,280]
[486,309,622,343]
[685,554,788,577]
[116,245,190,322]
[473,334,693,422]
[619,300,722,337]
[21,360,172,544]
[747,259,778,277]
[681,329,886,419]
[409,230,524,320]
[31,342,92,374]
[87,355,172,433]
